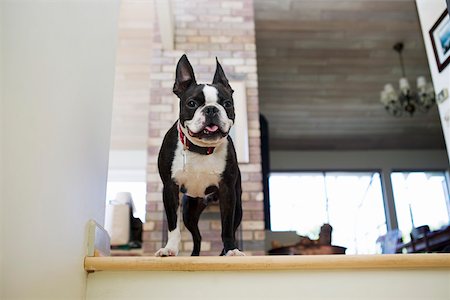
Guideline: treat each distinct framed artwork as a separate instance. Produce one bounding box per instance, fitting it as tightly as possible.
[229,81,249,163]
[430,10,450,73]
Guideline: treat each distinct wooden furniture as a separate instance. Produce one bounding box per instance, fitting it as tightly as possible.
[398,225,450,253]
[411,225,431,252]
[268,244,346,255]
[267,224,345,255]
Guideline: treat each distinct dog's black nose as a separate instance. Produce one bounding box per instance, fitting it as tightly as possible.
[204,105,219,116]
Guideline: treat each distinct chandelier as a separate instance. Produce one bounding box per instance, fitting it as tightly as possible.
[380,42,435,116]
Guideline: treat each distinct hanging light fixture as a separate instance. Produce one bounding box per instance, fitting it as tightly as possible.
[380,42,435,116]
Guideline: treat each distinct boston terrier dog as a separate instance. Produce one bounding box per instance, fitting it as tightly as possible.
[155,54,244,257]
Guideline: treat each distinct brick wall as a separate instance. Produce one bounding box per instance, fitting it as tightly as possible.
[144,0,265,256]
[111,0,153,151]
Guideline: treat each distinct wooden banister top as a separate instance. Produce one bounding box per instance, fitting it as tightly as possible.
[85,254,450,272]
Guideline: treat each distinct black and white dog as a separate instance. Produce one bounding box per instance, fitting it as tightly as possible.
[155,55,244,257]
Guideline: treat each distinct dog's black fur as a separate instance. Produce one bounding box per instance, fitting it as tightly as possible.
[157,55,242,256]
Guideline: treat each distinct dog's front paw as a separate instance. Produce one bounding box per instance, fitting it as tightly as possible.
[225,249,246,256]
[155,247,178,257]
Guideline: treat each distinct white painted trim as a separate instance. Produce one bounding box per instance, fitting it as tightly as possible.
[87,220,111,257]
[86,265,450,300]
[155,0,174,50]
[107,150,147,181]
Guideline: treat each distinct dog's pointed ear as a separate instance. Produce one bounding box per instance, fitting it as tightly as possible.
[212,57,234,94]
[173,54,197,97]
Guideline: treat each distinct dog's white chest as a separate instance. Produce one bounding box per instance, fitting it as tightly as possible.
[171,140,228,198]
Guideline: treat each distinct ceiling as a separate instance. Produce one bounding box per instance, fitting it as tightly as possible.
[254,0,446,150]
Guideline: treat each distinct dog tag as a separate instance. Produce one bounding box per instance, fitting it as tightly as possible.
[182,150,187,171]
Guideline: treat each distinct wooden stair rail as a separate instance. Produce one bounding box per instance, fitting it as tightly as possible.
[85,253,450,272]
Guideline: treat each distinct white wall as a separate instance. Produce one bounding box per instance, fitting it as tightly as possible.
[416,0,450,162]
[0,2,4,298]
[270,150,449,171]
[0,1,119,299]
[107,150,147,182]
[86,270,450,300]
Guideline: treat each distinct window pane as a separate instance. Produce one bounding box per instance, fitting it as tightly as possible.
[269,172,386,254]
[325,172,386,254]
[391,171,450,243]
[269,173,327,238]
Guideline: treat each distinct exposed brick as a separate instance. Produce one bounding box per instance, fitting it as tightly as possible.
[199,58,216,65]
[210,220,222,231]
[201,241,212,251]
[242,181,262,192]
[198,221,211,230]
[147,212,163,221]
[150,73,173,80]
[142,241,158,253]
[241,231,253,240]
[242,221,265,230]
[244,43,256,51]
[177,28,198,36]
[222,58,245,65]
[182,241,212,252]
[222,1,244,9]
[211,36,233,44]
[181,231,191,240]
[187,36,209,43]
[251,211,265,220]
[222,16,244,23]
[235,65,257,73]
[148,231,163,241]
[254,231,265,241]
[241,192,250,201]
[255,192,264,201]
[242,201,263,211]
[201,231,222,241]
[144,0,263,256]
[198,15,221,23]
[221,43,245,51]
[145,202,157,212]
[232,36,254,43]
[143,221,155,231]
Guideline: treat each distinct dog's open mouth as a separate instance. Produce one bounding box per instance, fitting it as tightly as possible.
[203,124,219,134]
[188,124,227,139]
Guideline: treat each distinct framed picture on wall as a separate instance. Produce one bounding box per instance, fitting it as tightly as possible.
[229,81,249,163]
[430,10,450,73]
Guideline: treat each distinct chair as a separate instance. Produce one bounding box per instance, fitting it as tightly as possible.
[410,225,431,252]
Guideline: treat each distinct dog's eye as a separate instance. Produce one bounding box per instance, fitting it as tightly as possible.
[223,100,233,108]
[187,100,198,109]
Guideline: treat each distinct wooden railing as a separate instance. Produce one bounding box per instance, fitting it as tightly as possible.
[85,253,450,272]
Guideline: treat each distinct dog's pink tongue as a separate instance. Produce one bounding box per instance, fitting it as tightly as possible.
[205,125,219,132]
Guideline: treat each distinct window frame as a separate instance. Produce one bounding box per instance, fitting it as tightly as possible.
[267,168,450,252]
[268,169,388,254]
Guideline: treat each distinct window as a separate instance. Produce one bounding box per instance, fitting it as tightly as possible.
[391,171,450,242]
[269,172,386,254]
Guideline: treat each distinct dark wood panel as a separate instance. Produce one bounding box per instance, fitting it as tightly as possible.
[254,0,444,150]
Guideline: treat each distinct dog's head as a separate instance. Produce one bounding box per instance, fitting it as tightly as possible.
[173,54,235,147]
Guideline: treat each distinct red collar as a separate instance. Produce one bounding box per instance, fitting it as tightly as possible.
[178,122,215,155]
